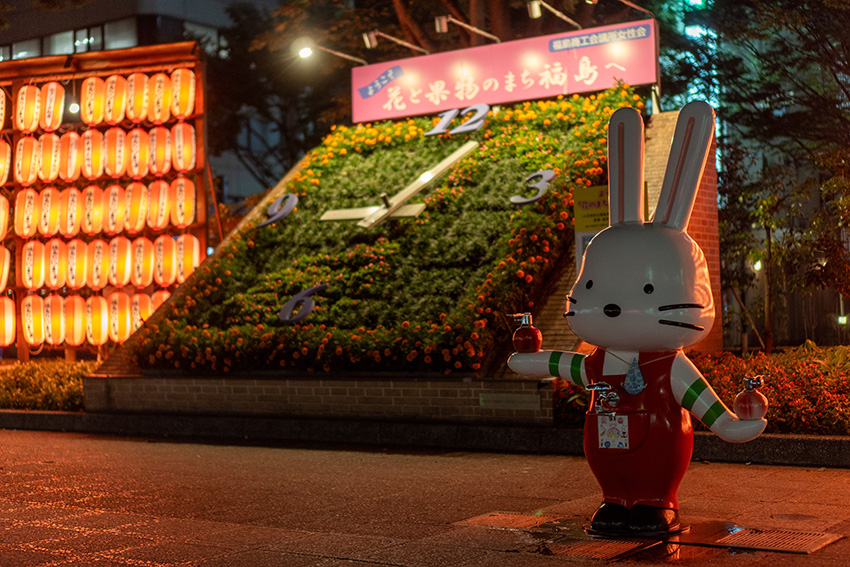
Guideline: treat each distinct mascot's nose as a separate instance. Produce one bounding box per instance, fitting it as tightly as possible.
[603,304,621,318]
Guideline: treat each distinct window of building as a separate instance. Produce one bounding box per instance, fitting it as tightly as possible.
[0,46,10,62]
[45,30,74,55]
[104,18,138,50]
[12,38,41,60]
[75,27,103,53]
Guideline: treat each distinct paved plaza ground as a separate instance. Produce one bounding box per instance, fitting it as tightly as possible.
[0,429,847,566]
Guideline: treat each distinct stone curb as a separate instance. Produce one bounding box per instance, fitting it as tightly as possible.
[0,409,847,468]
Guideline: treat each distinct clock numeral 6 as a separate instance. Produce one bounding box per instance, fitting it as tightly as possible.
[279,284,329,324]
[424,103,490,137]
[257,193,298,228]
[510,170,556,205]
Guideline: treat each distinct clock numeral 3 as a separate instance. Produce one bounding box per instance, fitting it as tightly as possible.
[257,193,298,228]
[510,170,556,205]
[424,104,490,137]
[279,284,328,324]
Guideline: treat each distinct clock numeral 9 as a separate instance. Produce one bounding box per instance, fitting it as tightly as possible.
[510,170,556,205]
[424,104,490,137]
[257,194,298,228]
[279,284,328,324]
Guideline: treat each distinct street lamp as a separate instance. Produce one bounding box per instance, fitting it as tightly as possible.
[291,37,367,66]
[527,1,582,30]
[435,15,501,43]
[363,30,429,55]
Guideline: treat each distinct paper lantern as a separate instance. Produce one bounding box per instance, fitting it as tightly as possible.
[45,238,67,290]
[153,235,177,287]
[104,127,127,178]
[126,73,149,123]
[59,131,82,183]
[148,126,171,176]
[103,184,125,236]
[0,296,14,347]
[169,176,196,229]
[0,246,9,292]
[65,239,88,290]
[147,179,170,230]
[87,239,109,291]
[43,294,64,346]
[38,186,61,237]
[37,133,61,183]
[14,136,39,186]
[171,68,196,119]
[39,81,64,132]
[108,236,132,287]
[148,72,172,125]
[176,234,201,284]
[81,185,104,235]
[64,294,86,347]
[107,291,132,343]
[15,85,40,134]
[124,182,148,234]
[21,295,45,346]
[104,74,127,126]
[0,195,8,240]
[22,240,45,290]
[14,188,40,238]
[152,289,170,311]
[86,295,109,346]
[59,187,82,238]
[126,128,149,180]
[0,90,6,131]
[171,123,196,173]
[81,76,105,126]
[131,293,153,332]
[81,129,105,180]
[0,140,10,186]
[131,237,154,288]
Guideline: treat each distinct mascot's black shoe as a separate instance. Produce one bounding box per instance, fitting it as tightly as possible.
[589,502,629,533]
[626,505,681,534]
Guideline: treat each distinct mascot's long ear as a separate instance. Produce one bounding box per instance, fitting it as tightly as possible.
[607,107,645,226]
[653,100,715,231]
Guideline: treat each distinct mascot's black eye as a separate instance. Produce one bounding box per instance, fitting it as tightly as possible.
[644,284,654,294]
[585,280,593,289]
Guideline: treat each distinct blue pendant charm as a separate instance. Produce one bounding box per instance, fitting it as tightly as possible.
[624,357,646,394]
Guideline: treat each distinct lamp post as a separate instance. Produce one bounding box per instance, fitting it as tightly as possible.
[292,37,367,66]
[435,15,501,43]
[527,1,582,30]
[363,30,429,55]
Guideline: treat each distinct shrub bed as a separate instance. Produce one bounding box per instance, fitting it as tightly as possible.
[0,360,96,411]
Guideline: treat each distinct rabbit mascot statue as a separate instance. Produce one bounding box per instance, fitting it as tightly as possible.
[508,101,766,535]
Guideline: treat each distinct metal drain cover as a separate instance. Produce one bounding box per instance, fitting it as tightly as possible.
[545,537,658,561]
[459,511,562,529]
[714,527,842,554]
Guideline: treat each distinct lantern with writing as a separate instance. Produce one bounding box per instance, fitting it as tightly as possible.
[15,85,40,134]
[0,140,10,186]
[81,76,105,126]
[0,195,8,240]
[87,239,109,291]
[59,131,82,183]
[81,129,105,180]
[0,246,9,292]
[124,182,148,234]
[148,72,172,125]
[131,237,154,288]
[38,133,61,183]
[21,295,45,346]
[0,90,6,131]
[152,289,170,311]
[38,186,61,237]
[86,295,109,346]
[126,127,149,180]
[45,238,67,290]
[14,136,39,186]
[104,127,127,178]
[126,72,149,123]
[169,176,195,228]
[43,294,65,346]
[108,291,132,343]
[108,236,132,287]
[14,188,41,238]
[104,74,127,126]
[153,235,177,287]
[81,185,104,235]
[0,296,14,347]
[65,238,88,290]
[103,184,125,236]
[131,292,153,332]
[64,294,86,347]
[171,68,196,119]
[59,187,82,238]
[176,234,200,284]
[147,179,170,231]
[39,81,64,132]
[148,126,171,176]
[22,240,46,290]
[171,122,196,173]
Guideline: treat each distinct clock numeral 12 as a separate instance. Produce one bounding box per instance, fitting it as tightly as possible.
[257,193,298,228]
[510,170,556,205]
[424,104,490,137]
[279,283,329,324]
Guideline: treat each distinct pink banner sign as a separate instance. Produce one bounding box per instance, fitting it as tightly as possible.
[352,19,658,124]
